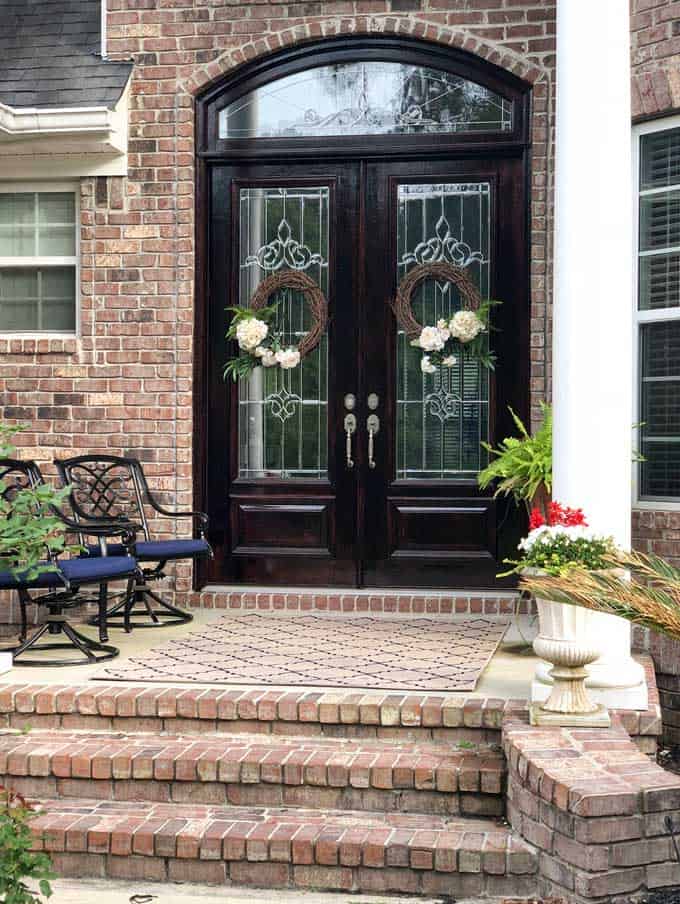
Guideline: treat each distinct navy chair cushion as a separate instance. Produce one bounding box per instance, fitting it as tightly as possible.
[0,565,62,590]
[61,556,136,585]
[0,555,136,590]
[86,538,210,562]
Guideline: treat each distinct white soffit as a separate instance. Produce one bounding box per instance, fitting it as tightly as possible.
[0,78,130,177]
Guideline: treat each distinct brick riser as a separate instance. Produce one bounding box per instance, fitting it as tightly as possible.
[188,589,529,618]
[0,731,505,819]
[31,800,539,899]
[0,668,662,753]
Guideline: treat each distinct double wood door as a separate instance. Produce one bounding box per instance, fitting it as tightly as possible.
[205,154,527,588]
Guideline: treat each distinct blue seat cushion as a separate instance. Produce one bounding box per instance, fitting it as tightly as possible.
[0,555,136,590]
[86,538,210,562]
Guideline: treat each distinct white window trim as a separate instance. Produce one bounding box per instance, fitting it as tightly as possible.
[0,181,79,338]
[632,115,680,510]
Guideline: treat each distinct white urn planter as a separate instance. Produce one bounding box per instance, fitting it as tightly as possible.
[530,592,611,728]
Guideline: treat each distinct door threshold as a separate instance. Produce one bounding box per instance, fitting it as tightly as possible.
[202,584,519,598]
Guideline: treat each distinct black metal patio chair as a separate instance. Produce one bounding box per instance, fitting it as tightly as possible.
[0,458,139,666]
[54,455,212,629]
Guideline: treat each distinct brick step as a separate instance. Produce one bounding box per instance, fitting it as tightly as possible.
[0,683,511,743]
[29,798,538,898]
[0,730,505,818]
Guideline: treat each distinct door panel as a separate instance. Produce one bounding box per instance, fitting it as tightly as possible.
[206,163,360,586]
[361,159,527,588]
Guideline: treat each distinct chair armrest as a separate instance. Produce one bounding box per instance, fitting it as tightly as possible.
[53,507,140,553]
[144,491,209,534]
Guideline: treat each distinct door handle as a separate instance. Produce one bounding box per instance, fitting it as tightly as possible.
[367,414,380,469]
[344,413,357,469]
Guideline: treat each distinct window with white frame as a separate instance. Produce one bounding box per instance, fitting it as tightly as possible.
[636,121,680,502]
[0,186,77,333]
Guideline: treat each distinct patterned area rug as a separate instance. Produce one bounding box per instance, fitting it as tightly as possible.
[97,614,509,691]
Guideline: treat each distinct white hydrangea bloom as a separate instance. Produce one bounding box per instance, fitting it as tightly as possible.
[436,318,451,343]
[420,355,437,374]
[236,317,268,351]
[449,310,484,343]
[275,347,301,369]
[442,355,457,368]
[417,325,446,352]
[260,349,277,367]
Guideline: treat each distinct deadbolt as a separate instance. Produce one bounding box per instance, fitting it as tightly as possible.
[367,393,379,411]
[344,393,356,411]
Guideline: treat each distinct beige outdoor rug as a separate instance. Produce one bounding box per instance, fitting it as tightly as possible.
[97,614,508,691]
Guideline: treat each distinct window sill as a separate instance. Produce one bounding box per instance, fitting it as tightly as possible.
[0,334,78,355]
[633,501,680,513]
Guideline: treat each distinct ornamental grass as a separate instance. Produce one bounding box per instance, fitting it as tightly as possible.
[521,550,680,642]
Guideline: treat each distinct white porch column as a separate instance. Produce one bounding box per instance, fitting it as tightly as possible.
[532,0,647,709]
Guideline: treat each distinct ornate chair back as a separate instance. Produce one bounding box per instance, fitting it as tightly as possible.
[55,456,150,542]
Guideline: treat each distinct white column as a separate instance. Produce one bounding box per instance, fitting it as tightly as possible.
[533,0,647,709]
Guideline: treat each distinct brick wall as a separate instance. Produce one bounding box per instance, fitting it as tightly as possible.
[0,0,556,618]
[629,0,680,713]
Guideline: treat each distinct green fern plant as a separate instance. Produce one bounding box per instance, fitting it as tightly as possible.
[478,403,552,513]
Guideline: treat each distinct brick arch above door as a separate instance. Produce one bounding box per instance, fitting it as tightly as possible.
[181,16,549,101]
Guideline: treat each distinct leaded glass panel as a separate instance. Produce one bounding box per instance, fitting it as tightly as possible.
[219,62,513,139]
[238,186,329,479]
[396,183,490,480]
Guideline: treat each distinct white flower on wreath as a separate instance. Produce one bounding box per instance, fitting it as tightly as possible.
[416,325,446,352]
[420,355,437,374]
[275,347,301,369]
[260,349,277,367]
[236,317,268,351]
[436,318,451,342]
[449,310,484,343]
[442,355,457,368]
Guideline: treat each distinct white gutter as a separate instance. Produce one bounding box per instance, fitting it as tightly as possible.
[0,102,115,136]
[101,0,107,59]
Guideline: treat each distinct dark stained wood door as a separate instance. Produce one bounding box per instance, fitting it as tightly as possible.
[206,161,361,585]
[361,158,528,588]
[204,156,527,588]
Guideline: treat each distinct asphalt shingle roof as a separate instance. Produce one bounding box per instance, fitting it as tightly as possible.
[0,0,133,109]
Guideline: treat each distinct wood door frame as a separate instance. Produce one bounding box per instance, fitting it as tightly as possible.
[193,35,532,591]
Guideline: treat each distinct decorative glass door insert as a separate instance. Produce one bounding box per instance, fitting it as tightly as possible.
[396,182,491,479]
[238,186,329,478]
[219,61,513,139]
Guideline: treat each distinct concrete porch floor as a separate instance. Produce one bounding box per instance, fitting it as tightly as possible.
[0,607,540,698]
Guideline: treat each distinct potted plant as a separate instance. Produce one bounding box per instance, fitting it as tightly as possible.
[0,423,75,674]
[523,549,680,645]
[0,785,54,903]
[505,502,618,726]
[478,402,552,516]
[0,423,72,582]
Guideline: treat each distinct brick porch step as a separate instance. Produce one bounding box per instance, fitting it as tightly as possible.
[0,730,505,817]
[29,799,538,897]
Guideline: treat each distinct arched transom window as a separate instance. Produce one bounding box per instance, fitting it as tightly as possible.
[218,60,513,139]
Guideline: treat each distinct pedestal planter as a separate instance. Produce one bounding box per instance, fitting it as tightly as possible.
[530,590,611,727]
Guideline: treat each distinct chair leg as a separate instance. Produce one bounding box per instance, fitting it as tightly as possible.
[97,583,109,643]
[18,589,29,643]
[88,567,193,629]
[5,615,119,667]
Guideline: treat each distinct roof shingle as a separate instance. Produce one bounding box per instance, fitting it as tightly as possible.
[0,0,132,109]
